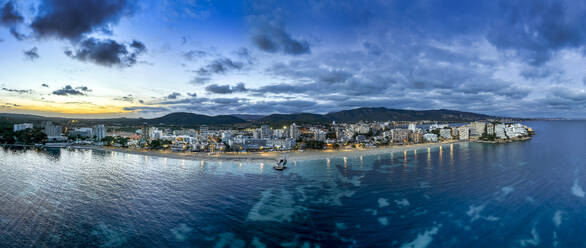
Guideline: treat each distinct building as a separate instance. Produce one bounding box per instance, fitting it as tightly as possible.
[408,123,417,132]
[457,126,469,140]
[469,122,486,138]
[200,125,209,140]
[267,138,296,150]
[13,123,33,132]
[93,125,106,141]
[43,122,62,136]
[272,129,283,139]
[495,124,507,139]
[505,123,528,138]
[244,139,268,150]
[69,128,93,138]
[409,131,423,143]
[260,125,272,139]
[423,133,438,142]
[150,129,163,140]
[429,123,448,131]
[439,128,452,140]
[315,130,326,141]
[289,123,299,139]
[391,128,409,143]
[221,131,232,141]
[486,123,495,135]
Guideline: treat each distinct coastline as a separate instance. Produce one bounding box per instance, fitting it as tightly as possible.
[88,140,469,163]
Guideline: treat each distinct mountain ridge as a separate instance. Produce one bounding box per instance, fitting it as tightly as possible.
[1,107,504,127]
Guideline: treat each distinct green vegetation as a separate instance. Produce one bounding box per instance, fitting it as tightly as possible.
[479,133,496,141]
[148,139,171,149]
[101,136,130,147]
[304,140,325,149]
[0,124,47,145]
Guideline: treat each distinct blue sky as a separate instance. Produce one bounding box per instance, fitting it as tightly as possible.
[0,0,585,118]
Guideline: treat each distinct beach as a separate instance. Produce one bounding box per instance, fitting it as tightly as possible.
[89,140,468,163]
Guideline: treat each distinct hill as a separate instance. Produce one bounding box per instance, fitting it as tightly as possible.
[324,107,492,122]
[1,107,497,127]
[147,112,247,126]
[256,107,493,125]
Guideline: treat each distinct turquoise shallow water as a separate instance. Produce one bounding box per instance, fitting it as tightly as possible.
[0,121,585,247]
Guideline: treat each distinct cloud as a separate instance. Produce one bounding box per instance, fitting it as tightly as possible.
[23,47,40,61]
[196,58,244,75]
[250,18,310,55]
[52,85,90,96]
[183,50,208,60]
[205,82,248,94]
[486,0,586,66]
[167,92,181,99]
[0,1,23,26]
[114,94,135,102]
[9,27,27,40]
[189,76,211,85]
[2,87,32,94]
[64,38,146,67]
[123,106,169,113]
[31,0,135,40]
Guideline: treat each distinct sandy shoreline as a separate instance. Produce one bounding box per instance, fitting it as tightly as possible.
[87,140,469,163]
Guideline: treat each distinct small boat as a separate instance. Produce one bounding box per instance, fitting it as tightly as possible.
[274,154,287,170]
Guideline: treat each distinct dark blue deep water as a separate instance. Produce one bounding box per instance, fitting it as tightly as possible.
[1,121,585,247]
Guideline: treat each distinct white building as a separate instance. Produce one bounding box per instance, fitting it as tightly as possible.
[273,129,285,139]
[486,123,495,135]
[429,123,448,131]
[458,126,470,140]
[495,124,507,139]
[408,123,417,132]
[93,125,106,141]
[44,122,62,136]
[289,123,299,139]
[200,125,209,141]
[439,128,452,140]
[13,123,33,132]
[151,129,163,140]
[469,122,486,137]
[423,133,438,142]
[260,125,272,139]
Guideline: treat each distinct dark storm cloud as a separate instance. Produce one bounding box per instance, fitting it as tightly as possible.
[487,0,586,66]
[253,83,310,95]
[205,82,247,94]
[2,87,32,94]
[251,20,310,55]
[65,38,146,67]
[0,1,23,26]
[31,0,135,40]
[23,47,40,61]
[52,85,89,96]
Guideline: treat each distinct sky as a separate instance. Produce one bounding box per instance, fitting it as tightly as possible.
[0,0,585,119]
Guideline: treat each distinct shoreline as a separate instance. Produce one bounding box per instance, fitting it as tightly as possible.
[88,140,469,162]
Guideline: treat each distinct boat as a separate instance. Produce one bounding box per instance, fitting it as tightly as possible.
[274,154,287,170]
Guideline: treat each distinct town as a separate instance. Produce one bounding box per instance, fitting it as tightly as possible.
[3,119,534,153]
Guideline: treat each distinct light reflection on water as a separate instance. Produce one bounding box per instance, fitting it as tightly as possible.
[0,121,585,247]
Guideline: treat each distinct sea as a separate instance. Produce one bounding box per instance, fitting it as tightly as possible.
[0,120,584,247]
